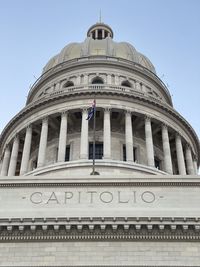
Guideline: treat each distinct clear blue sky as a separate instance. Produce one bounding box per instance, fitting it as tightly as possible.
[0,0,200,139]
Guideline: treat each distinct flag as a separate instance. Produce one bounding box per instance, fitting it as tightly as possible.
[86,99,96,120]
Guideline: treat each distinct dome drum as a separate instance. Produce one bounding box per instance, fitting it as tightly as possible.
[27,57,172,105]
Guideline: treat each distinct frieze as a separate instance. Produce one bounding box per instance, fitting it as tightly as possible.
[29,190,156,205]
[1,178,200,223]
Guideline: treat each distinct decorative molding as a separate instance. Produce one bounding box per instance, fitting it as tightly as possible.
[0,216,200,242]
[1,178,200,187]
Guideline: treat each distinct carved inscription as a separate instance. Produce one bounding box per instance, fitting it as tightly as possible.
[30,190,156,205]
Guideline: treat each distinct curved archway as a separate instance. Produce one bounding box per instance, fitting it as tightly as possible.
[91,77,104,84]
[121,80,132,88]
[63,81,74,88]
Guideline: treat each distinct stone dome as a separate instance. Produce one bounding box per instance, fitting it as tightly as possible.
[43,23,156,74]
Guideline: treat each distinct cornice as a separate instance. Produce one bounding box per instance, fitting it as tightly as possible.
[0,90,199,162]
[0,176,200,187]
[0,216,200,242]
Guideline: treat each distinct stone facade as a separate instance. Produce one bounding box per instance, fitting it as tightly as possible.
[1,242,200,266]
[0,22,199,266]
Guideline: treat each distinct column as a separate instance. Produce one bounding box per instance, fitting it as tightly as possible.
[76,75,81,85]
[37,117,48,168]
[102,29,105,39]
[185,145,195,175]
[115,75,120,85]
[107,74,112,84]
[0,145,11,176]
[84,74,88,84]
[135,81,141,91]
[141,84,146,93]
[95,30,98,39]
[8,135,19,176]
[51,84,55,92]
[175,133,186,175]
[193,156,198,175]
[20,125,32,175]
[103,108,111,159]
[125,111,134,162]
[58,111,68,162]
[55,82,60,91]
[145,116,154,167]
[80,109,88,159]
[162,124,173,174]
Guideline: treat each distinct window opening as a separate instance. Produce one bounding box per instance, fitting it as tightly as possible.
[64,81,74,88]
[91,77,104,84]
[89,143,103,159]
[98,30,102,39]
[121,80,132,88]
[154,157,161,169]
[123,145,137,162]
[65,145,70,161]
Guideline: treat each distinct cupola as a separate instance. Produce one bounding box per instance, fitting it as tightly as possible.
[87,22,114,39]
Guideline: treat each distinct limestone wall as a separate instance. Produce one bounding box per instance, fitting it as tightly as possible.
[0,241,200,266]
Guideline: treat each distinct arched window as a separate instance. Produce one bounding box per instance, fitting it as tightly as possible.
[91,77,104,84]
[121,80,132,88]
[64,81,74,88]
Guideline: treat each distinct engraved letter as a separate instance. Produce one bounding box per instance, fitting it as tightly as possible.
[100,191,113,203]
[65,191,74,203]
[132,191,137,203]
[87,191,97,204]
[118,191,129,203]
[46,192,60,204]
[141,191,155,203]
[30,192,42,204]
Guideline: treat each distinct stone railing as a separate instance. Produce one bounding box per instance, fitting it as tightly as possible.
[48,84,146,99]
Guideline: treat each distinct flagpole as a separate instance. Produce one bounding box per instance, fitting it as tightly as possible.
[91,98,99,175]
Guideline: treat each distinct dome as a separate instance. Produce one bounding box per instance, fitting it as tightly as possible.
[42,23,156,74]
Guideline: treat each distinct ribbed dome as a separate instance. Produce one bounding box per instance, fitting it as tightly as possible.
[43,23,156,74]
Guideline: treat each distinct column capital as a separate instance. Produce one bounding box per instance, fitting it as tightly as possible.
[26,124,32,130]
[161,123,168,130]
[61,110,68,116]
[5,143,11,150]
[145,115,151,122]
[125,109,132,115]
[175,131,181,139]
[186,143,192,150]
[104,107,111,113]
[14,134,19,141]
[82,108,88,113]
[41,116,48,124]
[193,154,198,161]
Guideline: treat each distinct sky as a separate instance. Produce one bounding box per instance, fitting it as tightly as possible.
[0,0,200,139]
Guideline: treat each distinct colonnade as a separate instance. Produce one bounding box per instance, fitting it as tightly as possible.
[0,108,198,176]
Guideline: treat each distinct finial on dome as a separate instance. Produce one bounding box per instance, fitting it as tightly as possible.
[87,22,114,40]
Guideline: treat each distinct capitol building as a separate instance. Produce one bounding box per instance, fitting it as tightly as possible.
[0,22,200,266]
